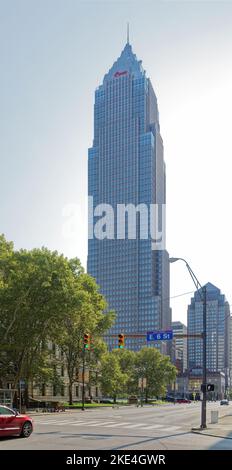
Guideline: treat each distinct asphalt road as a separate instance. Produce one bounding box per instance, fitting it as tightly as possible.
[1,402,232,450]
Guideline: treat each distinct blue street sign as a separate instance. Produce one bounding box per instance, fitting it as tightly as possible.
[147,330,173,341]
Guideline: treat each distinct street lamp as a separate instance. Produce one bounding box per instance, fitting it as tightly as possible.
[169,257,207,429]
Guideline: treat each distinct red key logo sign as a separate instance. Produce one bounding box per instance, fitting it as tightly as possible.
[114,70,128,77]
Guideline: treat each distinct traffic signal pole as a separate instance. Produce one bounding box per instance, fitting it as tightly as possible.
[201,286,207,429]
[82,346,85,411]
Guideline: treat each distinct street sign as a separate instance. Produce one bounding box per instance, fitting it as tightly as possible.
[147,330,173,341]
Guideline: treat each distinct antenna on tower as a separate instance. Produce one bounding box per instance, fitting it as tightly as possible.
[127,22,130,44]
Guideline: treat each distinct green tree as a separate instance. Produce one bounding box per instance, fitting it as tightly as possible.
[134,347,177,402]
[99,352,128,403]
[113,349,137,395]
[0,243,84,398]
[87,339,108,400]
[0,235,114,406]
[57,273,115,405]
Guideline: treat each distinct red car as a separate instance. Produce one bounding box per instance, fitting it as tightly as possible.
[0,405,33,438]
[176,398,191,404]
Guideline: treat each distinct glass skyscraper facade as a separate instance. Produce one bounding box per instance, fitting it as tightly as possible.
[188,282,230,379]
[88,42,171,351]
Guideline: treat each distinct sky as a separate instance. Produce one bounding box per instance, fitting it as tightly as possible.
[1,0,232,325]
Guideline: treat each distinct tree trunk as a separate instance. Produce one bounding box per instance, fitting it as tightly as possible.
[69,384,73,405]
[24,383,29,408]
[113,395,116,404]
[145,389,148,403]
[13,390,18,408]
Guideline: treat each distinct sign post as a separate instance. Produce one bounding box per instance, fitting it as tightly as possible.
[19,380,26,413]
[138,378,147,407]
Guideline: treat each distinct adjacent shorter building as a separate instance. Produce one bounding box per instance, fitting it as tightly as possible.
[172,321,187,374]
[188,370,226,400]
[0,343,99,408]
[29,343,99,406]
[187,282,230,390]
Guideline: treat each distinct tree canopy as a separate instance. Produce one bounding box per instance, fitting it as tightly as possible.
[99,346,177,402]
[0,234,115,398]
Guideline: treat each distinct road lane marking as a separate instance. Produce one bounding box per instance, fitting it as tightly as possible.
[55,420,87,426]
[103,422,130,428]
[122,423,147,429]
[71,421,100,426]
[86,421,116,427]
[36,420,67,424]
[140,424,164,430]
[34,419,182,433]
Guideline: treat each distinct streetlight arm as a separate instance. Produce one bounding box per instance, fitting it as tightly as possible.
[169,257,203,299]
[185,263,203,295]
[169,255,207,429]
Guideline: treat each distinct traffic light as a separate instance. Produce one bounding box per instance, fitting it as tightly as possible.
[118,334,125,349]
[206,383,214,392]
[83,333,91,349]
[201,383,215,392]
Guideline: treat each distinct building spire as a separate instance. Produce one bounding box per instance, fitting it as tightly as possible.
[127,22,130,44]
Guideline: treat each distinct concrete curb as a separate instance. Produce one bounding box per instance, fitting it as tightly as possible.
[191,411,232,440]
[192,429,232,440]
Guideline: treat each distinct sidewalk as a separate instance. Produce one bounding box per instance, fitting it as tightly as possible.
[192,412,232,439]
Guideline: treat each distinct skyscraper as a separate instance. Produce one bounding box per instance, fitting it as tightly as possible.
[187,283,230,380]
[88,40,171,351]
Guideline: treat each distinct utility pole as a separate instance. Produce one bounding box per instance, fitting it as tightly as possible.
[201,285,207,429]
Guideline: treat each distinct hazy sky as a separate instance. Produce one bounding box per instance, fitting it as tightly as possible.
[1,0,232,325]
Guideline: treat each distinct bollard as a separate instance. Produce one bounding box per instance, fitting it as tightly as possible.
[211,410,218,424]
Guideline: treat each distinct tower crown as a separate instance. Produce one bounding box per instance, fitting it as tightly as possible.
[103,43,145,83]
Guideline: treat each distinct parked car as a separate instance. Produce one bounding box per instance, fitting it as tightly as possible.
[99,398,114,404]
[220,399,229,405]
[128,395,138,404]
[176,398,191,404]
[165,396,175,402]
[0,405,33,438]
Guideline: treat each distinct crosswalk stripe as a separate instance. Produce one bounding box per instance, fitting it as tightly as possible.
[123,423,147,429]
[36,420,65,424]
[86,421,116,427]
[140,424,163,430]
[159,426,180,432]
[46,419,74,423]
[55,420,85,426]
[35,420,181,433]
[70,421,99,426]
[103,422,130,428]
